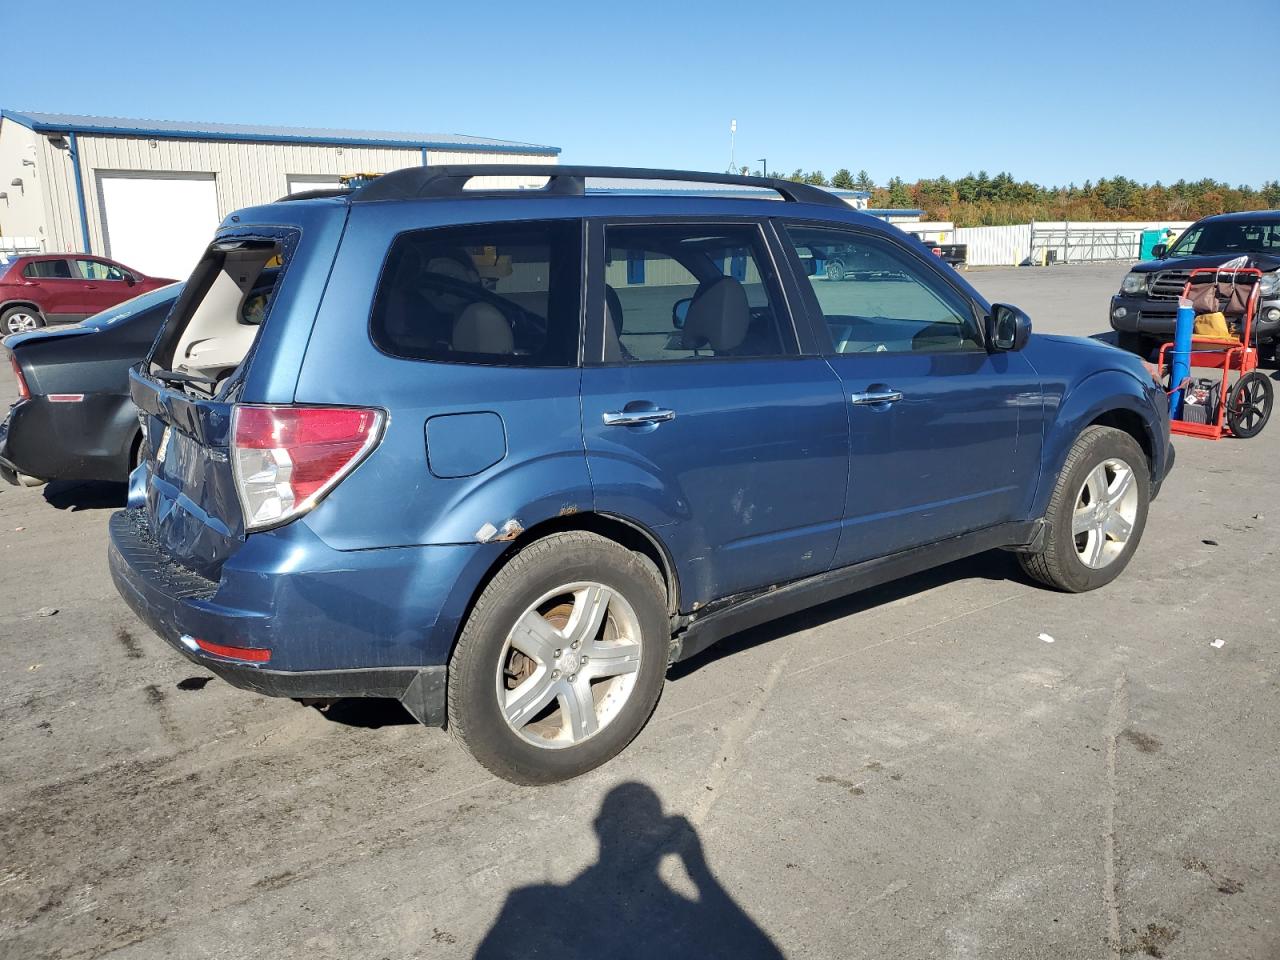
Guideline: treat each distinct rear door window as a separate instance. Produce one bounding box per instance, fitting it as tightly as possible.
[370,220,582,366]
[24,259,73,279]
[600,222,795,362]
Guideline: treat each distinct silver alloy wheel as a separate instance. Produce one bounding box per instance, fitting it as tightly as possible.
[495,582,643,749]
[5,311,39,333]
[1072,458,1139,569]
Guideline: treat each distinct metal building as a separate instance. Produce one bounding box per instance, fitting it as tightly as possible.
[0,110,559,279]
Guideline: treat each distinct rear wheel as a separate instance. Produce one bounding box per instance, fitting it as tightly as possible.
[1019,426,1150,593]
[448,531,669,784]
[2,307,44,334]
[1226,372,1272,439]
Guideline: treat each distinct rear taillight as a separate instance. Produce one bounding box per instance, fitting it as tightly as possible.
[8,353,29,401]
[231,404,385,531]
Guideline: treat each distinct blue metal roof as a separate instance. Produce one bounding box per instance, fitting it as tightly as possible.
[0,109,560,155]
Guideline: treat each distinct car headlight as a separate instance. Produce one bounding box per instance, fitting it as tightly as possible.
[1121,272,1148,295]
[1259,271,1279,297]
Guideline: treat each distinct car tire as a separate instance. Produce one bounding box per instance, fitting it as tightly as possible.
[448,531,669,785]
[1019,426,1150,593]
[1226,371,1272,439]
[826,261,845,282]
[2,306,45,334]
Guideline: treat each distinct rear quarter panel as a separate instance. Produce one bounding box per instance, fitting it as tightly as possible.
[290,199,593,552]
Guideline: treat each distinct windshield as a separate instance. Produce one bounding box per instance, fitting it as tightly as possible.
[1170,220,1280,258]
[82,282,183,330]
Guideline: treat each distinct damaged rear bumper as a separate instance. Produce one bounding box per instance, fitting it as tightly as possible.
[107,508,470,725]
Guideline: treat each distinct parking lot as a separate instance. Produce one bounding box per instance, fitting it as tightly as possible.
[1,262,1276,959]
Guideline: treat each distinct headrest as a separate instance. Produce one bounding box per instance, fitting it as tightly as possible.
[452,302,514,354]
[682,276,749,353]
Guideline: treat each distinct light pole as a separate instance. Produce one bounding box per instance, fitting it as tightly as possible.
[729,119,737,174]
[758,159,768,178]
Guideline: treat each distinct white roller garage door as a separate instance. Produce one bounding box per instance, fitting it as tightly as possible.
[98,173,219,281]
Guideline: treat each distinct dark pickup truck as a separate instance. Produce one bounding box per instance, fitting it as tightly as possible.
[1109,210,1280,360]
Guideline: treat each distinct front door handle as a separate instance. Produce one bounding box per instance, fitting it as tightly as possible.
[602,407,676,427]
[850,388,904,406]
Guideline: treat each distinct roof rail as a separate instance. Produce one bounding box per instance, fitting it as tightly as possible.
[351,164,848,209]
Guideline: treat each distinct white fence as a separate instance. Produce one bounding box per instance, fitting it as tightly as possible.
[947,221,1195,267]
[955,224,1032,267]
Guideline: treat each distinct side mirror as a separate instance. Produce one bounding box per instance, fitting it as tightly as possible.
[124,273,137,286]
[1151,243,1168,259]
[987,303,1032,352]
[672,297,691,329]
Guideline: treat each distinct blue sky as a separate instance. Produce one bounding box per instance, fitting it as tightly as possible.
[2,0,1275,187]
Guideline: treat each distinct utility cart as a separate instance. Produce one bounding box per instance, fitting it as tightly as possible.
[1156,266,1274,440]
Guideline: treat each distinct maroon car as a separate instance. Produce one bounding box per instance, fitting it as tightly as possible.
[0,254,175,334]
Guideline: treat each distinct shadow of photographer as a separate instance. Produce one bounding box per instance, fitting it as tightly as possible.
[475,782,782,959]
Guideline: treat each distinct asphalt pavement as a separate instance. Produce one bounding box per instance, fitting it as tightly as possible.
[1,263,1276,960]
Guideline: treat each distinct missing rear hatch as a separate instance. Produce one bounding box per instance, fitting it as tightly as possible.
[149,236,291,397]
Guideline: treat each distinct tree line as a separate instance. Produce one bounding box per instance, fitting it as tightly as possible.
[732,166,1280,227]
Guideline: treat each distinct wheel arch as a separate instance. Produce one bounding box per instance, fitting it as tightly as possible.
[1088,408,1155,474]
[482,511,678,615]
[436,510,682,673]
[1,299,44,318]
[1034,371,1164,519]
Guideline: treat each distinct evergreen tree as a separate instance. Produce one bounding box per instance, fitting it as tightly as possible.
[886,177,912,208]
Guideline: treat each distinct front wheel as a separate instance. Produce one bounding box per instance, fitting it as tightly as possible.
[826,261,846,282]
[1019,426,1150,593]
[448,531,669,784]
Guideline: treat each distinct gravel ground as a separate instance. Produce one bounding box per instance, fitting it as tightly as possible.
[1,262,1276,960]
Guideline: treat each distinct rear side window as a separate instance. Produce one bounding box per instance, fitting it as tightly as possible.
[24,259,72,279]
[370,221,582,366]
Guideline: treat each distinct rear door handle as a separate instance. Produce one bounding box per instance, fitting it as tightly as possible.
[602,407,676,427]
[850,389,904,406]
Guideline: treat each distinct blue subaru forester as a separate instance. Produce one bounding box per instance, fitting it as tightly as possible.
[109,166,1173,784]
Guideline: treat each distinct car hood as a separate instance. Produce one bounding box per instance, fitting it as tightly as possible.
[1027,332,1153,379]
[1131,252,1280,273]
